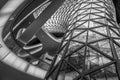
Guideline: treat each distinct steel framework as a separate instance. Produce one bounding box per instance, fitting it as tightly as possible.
[44,0,120,80]
[6,0,120,80]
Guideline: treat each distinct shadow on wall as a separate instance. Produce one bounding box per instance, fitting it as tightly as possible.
[0,0,8,9]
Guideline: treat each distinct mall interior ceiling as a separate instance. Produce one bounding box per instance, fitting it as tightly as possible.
[0,0,120,80]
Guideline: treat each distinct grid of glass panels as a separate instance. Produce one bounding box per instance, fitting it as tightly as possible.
[45,0,120,80]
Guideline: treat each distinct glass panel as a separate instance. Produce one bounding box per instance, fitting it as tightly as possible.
[87,64,119,80]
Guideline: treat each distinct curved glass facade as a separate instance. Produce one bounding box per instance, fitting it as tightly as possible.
[45,0,120,80]
[1,0,120,80]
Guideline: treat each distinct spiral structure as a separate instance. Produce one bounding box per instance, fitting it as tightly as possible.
[2,0,120,80]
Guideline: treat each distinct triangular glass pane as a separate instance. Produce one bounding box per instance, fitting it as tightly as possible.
[92,3,101,8]
[76,14,88,21]
[98,40,113,57]
[93,19,108,27]
[66,45,85,59]
[114,39,120,44]
[70,10,77,17]
[94,7,105,12]
[73,31,87,42]
[80,15,90,21]
[95,2,104,7]
[72,29,85,38]
[107,21,120,29]
[107,21,114,26]
[109,29,120,38]
[110,28,120,37]
[103,64,119,79]
[92,27,107,36]
[72,18,86,26]
[74,3,80,9]
[69,47,85,59]
[69,45,85,57]
[78,9,87,14]
[105,9,110,15]
[60,40,68,48]
[88,30,106,42]
[64,46,86,72]
[76,22,88,28]
[85,47,112,70]
[74,21,89,30]
[87,0,98,2]
[105,12,112,19]
[81,3,91,9]
[71,12,78,20]
[68,47,86,72]
[93,18,105,27]
[69,41,84,50]
[79,9,91,15]
[88,21,95,28]
[113,41,120,59]
[64,58,82,73]
[91,8,102,13]
[94,12,105,17]
[90,39,113,58]
[65,31,72,38]
[79,21,89,28]
[91,14,100,19]
[92,0,100,2]
[74,6,80,12]
[80,3,90,8]
[86,64,119,80]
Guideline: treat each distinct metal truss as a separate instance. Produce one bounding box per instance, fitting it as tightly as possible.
[45,0,120,80]
[5,0,120,79]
